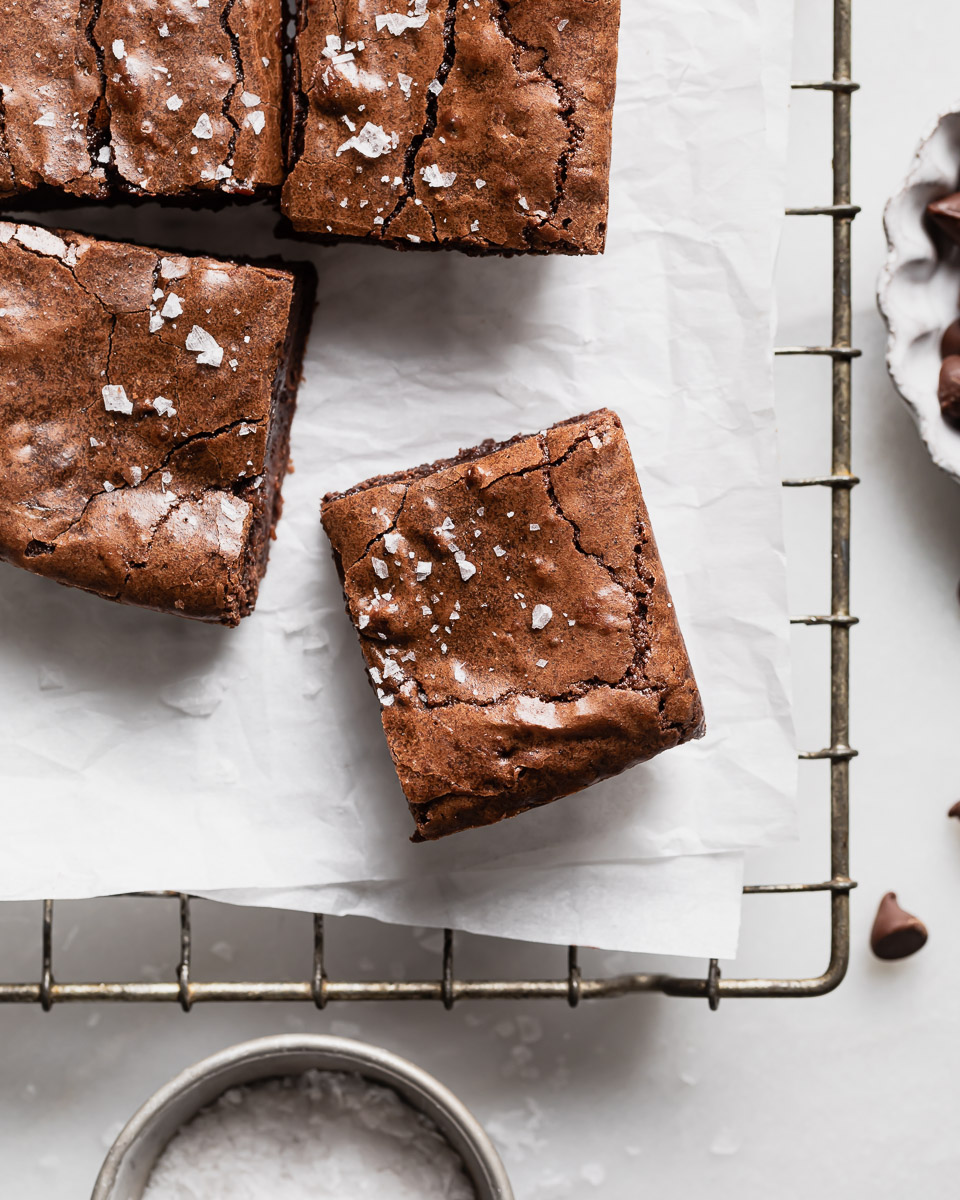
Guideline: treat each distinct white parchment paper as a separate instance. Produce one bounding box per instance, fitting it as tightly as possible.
[0,0,796,957]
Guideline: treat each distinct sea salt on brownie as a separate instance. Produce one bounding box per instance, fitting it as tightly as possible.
[0,222,315,624]
[284,0,621,255]
[321,409,704,841]
[0,0,285,204]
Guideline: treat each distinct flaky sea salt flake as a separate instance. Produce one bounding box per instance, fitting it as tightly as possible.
[372,557,389,580]
[337,121,394,159]
[102,384,133,415]
[192,112,213,139]
[532,604,553,630]
[185,324,223,367]
[375,12,429,35]
[421,163,456,188]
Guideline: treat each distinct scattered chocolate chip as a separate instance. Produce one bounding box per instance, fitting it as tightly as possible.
[938,357,960,430]
[927,192,960,248]
[948,800,960,819]
[870,892,928,961]
[941,319,960,359]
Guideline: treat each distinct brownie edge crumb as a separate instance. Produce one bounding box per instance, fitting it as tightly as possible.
[322,408,704,841]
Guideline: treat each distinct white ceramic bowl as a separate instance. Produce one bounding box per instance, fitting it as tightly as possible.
[879,103,960,483]
[91,1034,513,1200]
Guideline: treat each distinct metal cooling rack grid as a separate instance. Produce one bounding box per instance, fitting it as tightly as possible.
[0,0,859,1013]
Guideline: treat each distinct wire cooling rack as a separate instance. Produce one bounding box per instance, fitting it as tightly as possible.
[0,0,858,1013]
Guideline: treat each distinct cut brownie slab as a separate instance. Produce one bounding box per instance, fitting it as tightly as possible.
[0,0,285,204]
[322,409,704,841]
[284,0,621,255]
[0,222,315,624]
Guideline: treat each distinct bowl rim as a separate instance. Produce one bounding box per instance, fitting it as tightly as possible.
[91,1033,514,1200]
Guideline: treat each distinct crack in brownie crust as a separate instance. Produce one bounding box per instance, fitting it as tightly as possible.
[283,0,621,255]
[0,0,285,204]
[0,222,315,624]
[322,409,704,840]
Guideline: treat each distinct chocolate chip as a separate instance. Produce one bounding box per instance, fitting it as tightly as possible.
[941,319,960,359]
[870,892,928,961]
[938,357,960,431]
[927,192,960,248]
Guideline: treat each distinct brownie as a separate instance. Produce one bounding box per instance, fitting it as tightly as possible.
[0,221,315,625]
[321,409,704,841]
[0,0,285,205]
[283,0,621,256]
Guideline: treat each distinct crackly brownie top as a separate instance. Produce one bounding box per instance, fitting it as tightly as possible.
[0,222,296,619]
[0,0,284,200]
[284,0,621,253]
[322,409,691,714]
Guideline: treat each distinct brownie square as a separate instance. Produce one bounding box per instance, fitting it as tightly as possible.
[0,0,285,205]
[0,222,315,624]
[322,409,704,841]
[284,0,621,255]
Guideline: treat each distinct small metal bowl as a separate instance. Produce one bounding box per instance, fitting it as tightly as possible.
[92,1034,513,1200]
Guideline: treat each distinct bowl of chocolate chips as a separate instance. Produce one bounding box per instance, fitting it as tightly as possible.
[880,104,960,483]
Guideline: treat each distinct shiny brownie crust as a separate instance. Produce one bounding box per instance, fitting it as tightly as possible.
[0,221,315,624]
[322,408,704,841]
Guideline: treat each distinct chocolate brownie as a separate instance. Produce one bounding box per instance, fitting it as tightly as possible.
[321,409,704,841]
[0,0,285,204]
[0,222,315,624]
[284,0,621,255]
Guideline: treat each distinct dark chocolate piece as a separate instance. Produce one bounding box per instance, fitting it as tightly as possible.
[948,800,960,819]
[941,319,960,359]
[0,1,285,205]
[322,408,704,841]
[870,892,928,961]
[938,356,960,430]
[927,192,960,248]
[283,0,621,256]
[0,221,315,625]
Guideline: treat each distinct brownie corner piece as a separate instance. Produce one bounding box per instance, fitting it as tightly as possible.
[0,222,316,625]
[321,408,704,841]
[0,0,286,206]
[284,0,621,256]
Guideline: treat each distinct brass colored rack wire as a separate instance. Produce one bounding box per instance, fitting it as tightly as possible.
[0,0,858,1012]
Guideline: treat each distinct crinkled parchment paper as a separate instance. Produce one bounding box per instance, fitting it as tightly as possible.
[0,0,796,956]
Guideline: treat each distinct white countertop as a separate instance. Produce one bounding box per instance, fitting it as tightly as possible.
[4,0,960,1195]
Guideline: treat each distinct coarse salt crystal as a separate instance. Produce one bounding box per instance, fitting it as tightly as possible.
[376,11,429,34]
[112,38,125,59]
[152,396,176,416]
[384,531,401,555]
[337,122,394,159]
[160,293,182,318]
[532,604,553,630]
[240,91,260,107]
[166,94,183,111]
[247,110,266,135]
[372,557,389,580]
[185,324,223,367]
[357,613,370,629]
[192,112,213,139]
[102,384,133,415]
[421,163,456,188]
